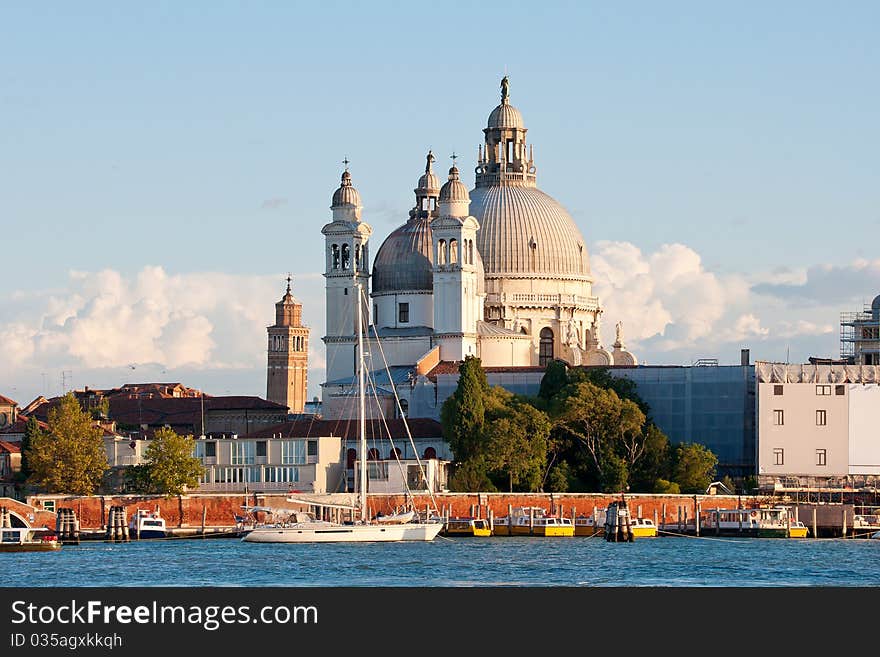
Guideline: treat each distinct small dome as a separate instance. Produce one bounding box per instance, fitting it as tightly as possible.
[331,170,361,208]
[439,166,470,204]
[372,216,434,294]
[487,101,524,130]
[416,150,440,194]
[873,294,880,311]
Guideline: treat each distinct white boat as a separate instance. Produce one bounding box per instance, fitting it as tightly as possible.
[0,526,61,552]
[129,509,167,539]
[242,284,442,544]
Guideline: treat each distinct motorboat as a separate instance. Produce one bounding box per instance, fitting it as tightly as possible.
[129,509,167,540]
[442,517,492,537]
[0,526,61,552]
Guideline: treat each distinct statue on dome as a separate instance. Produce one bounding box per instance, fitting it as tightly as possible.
[615,321,623,346]
[500,76,510,102]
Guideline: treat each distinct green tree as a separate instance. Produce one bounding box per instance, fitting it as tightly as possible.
[653,478,681,494]
[545,460,574,493]
[440,356,490,462]
[144,427,204,496]
[18,416,43,482]
[552,382,646,485]
[599,452,629,493]
[26,392,108,494]
[123,464,158,494]
[629,423,672,492]
[483,400,550,492]
[448,459,497,493]
[672,442,718,493]
[537,359,569,402]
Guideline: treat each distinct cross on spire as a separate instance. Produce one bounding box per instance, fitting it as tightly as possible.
[342,156,350,171]
[286,273,292,294]
[450,152,458,167]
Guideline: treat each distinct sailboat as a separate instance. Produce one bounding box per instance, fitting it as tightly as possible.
[241,284,443,544]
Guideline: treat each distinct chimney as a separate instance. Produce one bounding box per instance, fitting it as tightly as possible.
[741,348,750,366]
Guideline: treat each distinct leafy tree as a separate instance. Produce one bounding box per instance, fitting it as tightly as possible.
[18,416,43,482]
[672,442,718,493]
[552,382,646,485]
[144,427,204,496]
[545,460,574,493]
[448,460,496,493]
[123,464,157,494]
[440,356,490,462]
[483,400,550,492]
[653,478,681,494]
[629,423,672,491]
[599,452,628,493]
[26,392,108,495]
[538,359,569,401]
[568,366,650,415]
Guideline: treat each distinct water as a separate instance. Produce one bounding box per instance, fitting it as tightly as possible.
[4,535,880,586]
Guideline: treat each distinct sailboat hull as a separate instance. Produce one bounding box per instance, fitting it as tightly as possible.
[241,522,443,543]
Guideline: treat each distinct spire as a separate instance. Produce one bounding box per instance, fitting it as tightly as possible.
[285,274,292,296]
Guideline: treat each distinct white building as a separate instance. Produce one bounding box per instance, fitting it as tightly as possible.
[755,361,880,491]
[320,78,635,419]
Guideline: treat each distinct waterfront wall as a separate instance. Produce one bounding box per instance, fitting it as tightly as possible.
[19,491,762,530]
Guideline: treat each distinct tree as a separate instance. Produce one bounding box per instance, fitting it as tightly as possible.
[537,359,569,401]
[448,459,497,493]
[629,423,672,492]
[18,416,43,482]
[483,401,550,492]
[26,392,108,495]
[552,382,646,486]
[672,442,718,493]
[144,427,205,496]
[440,356,490,462]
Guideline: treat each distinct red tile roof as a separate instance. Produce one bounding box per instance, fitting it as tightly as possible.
[244,417,442,441]
[424,360,547,381]
[0,440,21,453]
[0,394,18,406]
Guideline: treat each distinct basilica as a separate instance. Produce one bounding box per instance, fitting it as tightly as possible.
[318,78,635,419]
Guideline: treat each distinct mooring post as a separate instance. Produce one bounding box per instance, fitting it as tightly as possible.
[842,509,847,538]
[529,507,535,536]
[201,505,207,538]
[812,508,818,539]
[508,504,513,536]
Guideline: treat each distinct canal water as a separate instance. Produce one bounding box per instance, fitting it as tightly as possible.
[4,535,880,587]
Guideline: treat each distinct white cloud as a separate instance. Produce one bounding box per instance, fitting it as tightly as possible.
[0,267,327,402]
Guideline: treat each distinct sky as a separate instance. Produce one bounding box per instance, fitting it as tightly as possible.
[2,2,879,405]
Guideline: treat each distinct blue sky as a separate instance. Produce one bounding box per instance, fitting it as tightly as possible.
[2,2,879,403]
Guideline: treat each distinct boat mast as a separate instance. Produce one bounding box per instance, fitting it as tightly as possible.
[356,283,367,523]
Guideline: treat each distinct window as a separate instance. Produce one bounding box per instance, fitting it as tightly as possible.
[280,440,306,465]
[374,304,378,326]
[816,409,827,426]
[367,462,389,480]
[264,467,298,483]
[205,441,216,458]
[423,447,437,460]
[774,385,784,396]
[341,244,350,270]
[307,440,318,460]
[398,302,409,323]
[864,326,879,339]
[773,448,784,466]
[816,385,831,396]
[816,449,827,466]
[42,500,56,513]
[231,441,255,465]
[539,327,554,367]
[835,385,846,396]
[398,398,408,418]
[331,244,340,270]
[407,465,426,490]
[256,441,267,458]
[773,410,784,426]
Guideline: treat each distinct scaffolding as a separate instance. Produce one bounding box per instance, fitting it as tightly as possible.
[840,302,880,364]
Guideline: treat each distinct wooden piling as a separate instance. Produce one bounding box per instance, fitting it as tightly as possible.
[529,507,535,536]
[812,508,818,539]
[201,506,207,538]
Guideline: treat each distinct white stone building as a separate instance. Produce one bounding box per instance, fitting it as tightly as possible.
[321,78,635,418]
[756,361,880,491]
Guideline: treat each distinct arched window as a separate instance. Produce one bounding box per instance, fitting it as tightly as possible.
[367,448,380,461]
[346,448,357,469]
[423,447,437,460]
[468,240,474,265]
[389,447,402,460]
[332,244,340,270]
[449,239,458,264]
[539,327,554,367]
[355,244,361,270]
[341,244,351,270]
[437,239,446,265]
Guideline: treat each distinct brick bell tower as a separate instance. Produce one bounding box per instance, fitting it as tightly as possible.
[266,275,309,414]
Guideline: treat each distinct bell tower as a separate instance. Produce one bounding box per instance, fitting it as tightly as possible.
[322,164,372,384]
[266,276,309,414]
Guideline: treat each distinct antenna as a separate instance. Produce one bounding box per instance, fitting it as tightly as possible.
[60,370,73,394]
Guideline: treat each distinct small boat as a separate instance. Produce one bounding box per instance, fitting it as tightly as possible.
[129,509,167,539]
[788,521,809,539]
[871,531,880,540]
[630,517,658,538]
[702,507,804,538]
[0,526,61,552]
[442,517,491,537]
[493,507,574,537]
[574,509,606,536]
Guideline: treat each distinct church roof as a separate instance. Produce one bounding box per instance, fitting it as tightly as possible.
[470,183,590,279]
[331,169,361,208]
[371,216,434,294]
[487,101,524,129]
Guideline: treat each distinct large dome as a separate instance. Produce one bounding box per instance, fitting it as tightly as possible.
[469,185,590,279]
[371,215,434,294]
